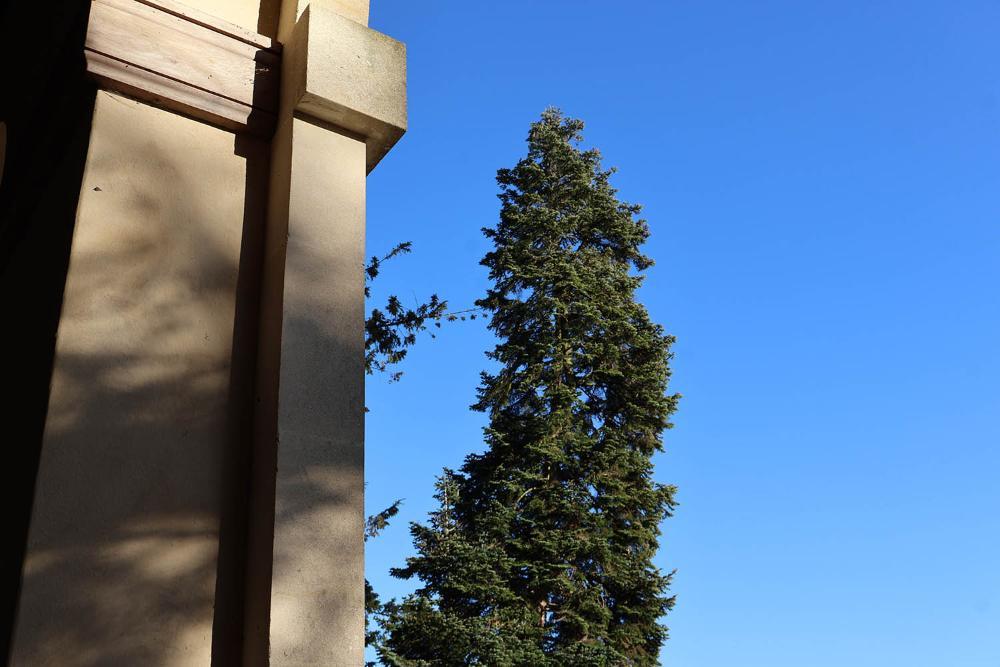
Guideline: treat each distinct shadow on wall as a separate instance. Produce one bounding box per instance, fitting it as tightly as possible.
[3,2,371,663]
[9,92,262,666]
[10,91,365,667]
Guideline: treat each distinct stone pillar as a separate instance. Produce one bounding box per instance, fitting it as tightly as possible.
[244,2,406,665]
[4,0,404,662]
[9,87,271,667]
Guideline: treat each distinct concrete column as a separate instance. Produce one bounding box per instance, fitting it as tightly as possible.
[10,92,268,667]
[244,2,405,664]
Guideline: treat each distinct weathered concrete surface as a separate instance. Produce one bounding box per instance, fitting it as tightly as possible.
[8,0,405,663]
[286,4,406,172]
[241,1,403,663]
[10,92,265,666]
[277,0,370,40]
[244,98,368,667]
[274,117,367,667]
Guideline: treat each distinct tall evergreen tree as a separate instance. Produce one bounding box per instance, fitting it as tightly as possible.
[379,110,680,666]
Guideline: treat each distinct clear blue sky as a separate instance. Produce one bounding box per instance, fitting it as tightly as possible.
[363,1,1000,664]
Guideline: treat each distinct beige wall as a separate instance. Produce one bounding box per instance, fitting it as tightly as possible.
[10,91,267,666]
[261,116,367,666]
[8,1,398,663]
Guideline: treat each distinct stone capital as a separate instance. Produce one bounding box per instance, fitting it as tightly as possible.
[279,0,371,33]
[282,3,406,172]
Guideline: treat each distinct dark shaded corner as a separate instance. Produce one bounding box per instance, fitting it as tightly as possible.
[210,129,271,666]
[239,79,289,666]
[0,1,96,664]
[256,0,282,41]
[211,39,281,664]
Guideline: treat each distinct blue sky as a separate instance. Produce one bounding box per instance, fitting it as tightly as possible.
[363,1,1000,664]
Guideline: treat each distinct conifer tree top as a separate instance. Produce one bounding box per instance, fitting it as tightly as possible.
[380,109,679,666]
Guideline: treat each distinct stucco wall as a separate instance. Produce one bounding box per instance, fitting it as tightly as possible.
[10,92,266,666]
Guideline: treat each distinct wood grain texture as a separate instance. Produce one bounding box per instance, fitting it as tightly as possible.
[85,0,279,136]
[134,0,280,51]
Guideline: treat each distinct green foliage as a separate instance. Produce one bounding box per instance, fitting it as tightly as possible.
[364,242,444,664]
[366,501,402,666]
[367,500,404,541]
[366,242,448,382]
[379,109,680,666]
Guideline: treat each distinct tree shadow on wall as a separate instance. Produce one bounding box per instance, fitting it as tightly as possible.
[8,90,361,667]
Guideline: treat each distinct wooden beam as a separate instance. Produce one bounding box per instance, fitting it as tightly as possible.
[133,0,280,51]
[85,0,280,137]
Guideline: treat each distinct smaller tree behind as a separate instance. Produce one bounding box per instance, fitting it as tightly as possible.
[363,243,446,665]
[380,109,679,666]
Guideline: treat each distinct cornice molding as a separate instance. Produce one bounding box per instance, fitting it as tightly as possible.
[83,0,407,170]
[85,0,280,137]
